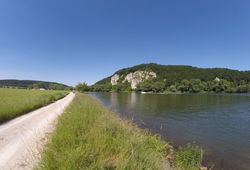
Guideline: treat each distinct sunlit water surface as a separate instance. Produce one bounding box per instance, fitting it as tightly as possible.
[90,92,250,170]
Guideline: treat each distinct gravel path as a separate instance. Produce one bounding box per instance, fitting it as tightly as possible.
[0,92,75,170]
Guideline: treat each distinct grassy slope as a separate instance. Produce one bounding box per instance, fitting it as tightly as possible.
[39,93,202,170]
[0,88,68,123]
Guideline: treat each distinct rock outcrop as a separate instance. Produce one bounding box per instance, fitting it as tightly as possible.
[111,74,120,85]
[214,77,221,82]
[111,71,157,89]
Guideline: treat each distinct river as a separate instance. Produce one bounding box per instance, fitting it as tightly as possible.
[91,92,250,170]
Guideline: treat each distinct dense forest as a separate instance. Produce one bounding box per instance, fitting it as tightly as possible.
[90,63,250,93]
[0,79,72,90]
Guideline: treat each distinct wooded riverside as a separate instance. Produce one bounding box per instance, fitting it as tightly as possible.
[90,63,250,93]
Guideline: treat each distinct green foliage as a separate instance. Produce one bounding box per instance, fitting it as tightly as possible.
[39,94,175,169]
[169,84,177,92]
[137,80,154,92]
[0,88,68,123]
[75,82,89,92]
[178,79,190,92]
[48,84,67,90]
[175,143,203,170]
[189,79,205,93]
[219,79,235,93]
[94,63,250,93]
[112,82,131,92]
[95,63,250,86]
[236,84,250,93]
[91,83,112,92]
[137,80,165,93]
[0,79,72,90]
[152,81,166,93]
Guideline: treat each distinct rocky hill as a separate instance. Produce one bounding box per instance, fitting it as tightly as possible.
[93,63,250,93]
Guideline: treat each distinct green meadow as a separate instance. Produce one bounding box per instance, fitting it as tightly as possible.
[0,88,68,123]
[39,93,202,170]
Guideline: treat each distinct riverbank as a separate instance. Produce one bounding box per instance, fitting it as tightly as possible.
[39,93,203,170]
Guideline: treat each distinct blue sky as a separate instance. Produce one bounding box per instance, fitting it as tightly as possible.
[0,0,249,86]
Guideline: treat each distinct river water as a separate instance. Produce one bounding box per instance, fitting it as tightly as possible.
[91,92,250,170]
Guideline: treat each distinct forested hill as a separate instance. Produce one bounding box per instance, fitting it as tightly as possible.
[0,79,72,90]
[93,63,250,93]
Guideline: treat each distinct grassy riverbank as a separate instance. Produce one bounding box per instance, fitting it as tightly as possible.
[0,88,68,123]
[39,93,202,170]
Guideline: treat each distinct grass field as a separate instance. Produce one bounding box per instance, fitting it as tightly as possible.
[0,88,68,123]
[39,93,202,170]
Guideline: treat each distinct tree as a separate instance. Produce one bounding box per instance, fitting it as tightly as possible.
[76,82,89,92]
[169,85,177,92]
[189,79,204,93]
[219,79,235,93]
[152,81,165,93]
[91,83,112,92]
[137,80,153,92]
[178,79,190,92]
[32,82,46,89]
[112,82,131,92]
[236,84,249,93]
[49,84,66,90]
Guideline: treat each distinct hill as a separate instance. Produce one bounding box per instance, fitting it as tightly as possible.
[92,63,250,93]
[0,79,72,90]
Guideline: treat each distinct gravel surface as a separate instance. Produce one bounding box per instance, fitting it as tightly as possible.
[0,92,75,170]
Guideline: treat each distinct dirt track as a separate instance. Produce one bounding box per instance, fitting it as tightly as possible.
[0,92,75,170]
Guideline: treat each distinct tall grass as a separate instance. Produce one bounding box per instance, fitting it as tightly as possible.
[39,93,203,170]
[0,88,68,123]
[174,143,203,170]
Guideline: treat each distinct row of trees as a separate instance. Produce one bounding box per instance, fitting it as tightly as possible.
[28,82,71,90]
[137,79,250,93]
[76,82,129,92]
[0,80,72,90]
[76,79,250,93]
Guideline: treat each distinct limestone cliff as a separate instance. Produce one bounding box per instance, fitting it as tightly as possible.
[111,74,119,86]
[111,71,157,89]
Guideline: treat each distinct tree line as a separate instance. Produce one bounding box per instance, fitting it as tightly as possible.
[136,79,250,93]
[0,80,72,90]
[77,78,250,93]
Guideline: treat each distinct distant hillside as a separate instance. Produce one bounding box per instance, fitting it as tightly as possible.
[0,79,72,90]
[93,63,250,93]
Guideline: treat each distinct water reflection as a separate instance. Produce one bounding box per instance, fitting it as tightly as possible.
[91,92,250,170]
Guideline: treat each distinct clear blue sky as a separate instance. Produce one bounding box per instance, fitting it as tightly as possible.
[0,0,249,86]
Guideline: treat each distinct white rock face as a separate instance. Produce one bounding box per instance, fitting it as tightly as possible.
[111,71,157,89]
[124,71,157,89]
[111,74,120,85]
[214,77,221,82]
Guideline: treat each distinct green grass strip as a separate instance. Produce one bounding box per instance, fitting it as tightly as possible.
[39,93,202,170]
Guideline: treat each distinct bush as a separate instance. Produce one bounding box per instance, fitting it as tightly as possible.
[76,82,89,92]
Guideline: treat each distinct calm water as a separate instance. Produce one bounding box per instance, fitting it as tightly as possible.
[91,92,250,170]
